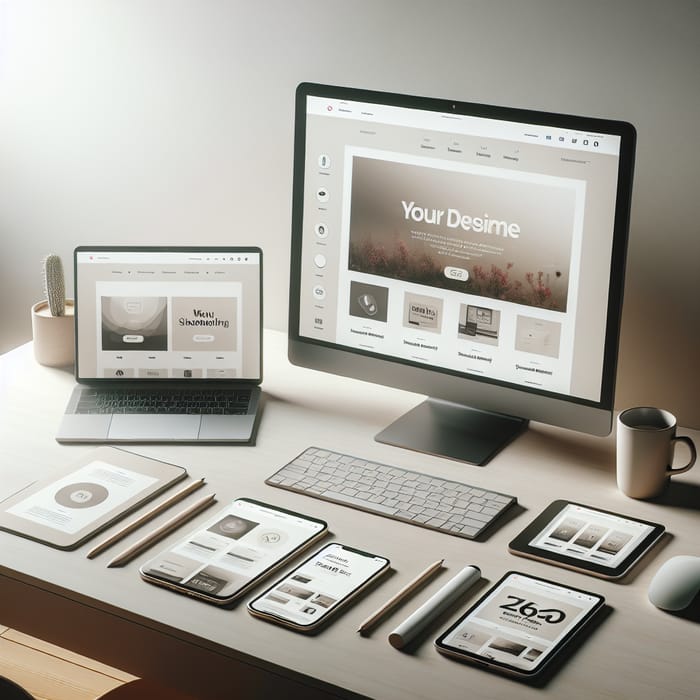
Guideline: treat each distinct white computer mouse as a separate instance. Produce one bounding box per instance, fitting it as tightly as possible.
[648,555,700,611]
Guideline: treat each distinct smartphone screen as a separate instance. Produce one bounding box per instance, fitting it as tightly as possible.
[435,571,604,676]
[248,542,390,630]
[139,498,327,604]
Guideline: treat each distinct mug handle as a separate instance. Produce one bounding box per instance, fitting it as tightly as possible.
[668,436,697,475]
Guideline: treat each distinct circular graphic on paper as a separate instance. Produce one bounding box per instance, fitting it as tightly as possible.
[54,482,109,509]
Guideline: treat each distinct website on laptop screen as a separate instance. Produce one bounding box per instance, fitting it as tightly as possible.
[75,249,261,381]
[297,94,623,402]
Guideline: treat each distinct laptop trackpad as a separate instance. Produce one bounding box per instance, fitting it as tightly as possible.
[108,415,201,441]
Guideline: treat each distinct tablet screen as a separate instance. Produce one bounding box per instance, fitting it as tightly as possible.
[528,503,655,568]
[140,498,327,603]
[436,572,604,675]
[508,500,665,579]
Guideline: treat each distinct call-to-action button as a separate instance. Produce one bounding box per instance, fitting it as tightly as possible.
[444,266,469,281]
[193,335,215,342]
[123,335,144,343]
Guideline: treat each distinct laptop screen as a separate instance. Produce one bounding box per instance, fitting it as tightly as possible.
[74,247,262,382]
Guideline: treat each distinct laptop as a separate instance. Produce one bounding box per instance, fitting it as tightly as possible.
[57,246,263,444]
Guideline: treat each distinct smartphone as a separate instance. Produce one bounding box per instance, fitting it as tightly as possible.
[139,498,327,605]
[247,542,390,632]
[435,571,605,678]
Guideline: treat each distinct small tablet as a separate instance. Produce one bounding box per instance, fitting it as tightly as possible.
[508,500,665,579]
[0,447,187,550]
[435,571,605,678]
[140,499,328,605]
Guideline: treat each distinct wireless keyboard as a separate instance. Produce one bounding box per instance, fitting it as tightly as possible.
[266,447,517,540]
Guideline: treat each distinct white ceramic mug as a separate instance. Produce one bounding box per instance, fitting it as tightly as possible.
[616,407,696,499]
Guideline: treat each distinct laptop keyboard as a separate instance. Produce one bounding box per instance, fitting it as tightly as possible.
[266,447,517,540]
[75,388,252,415]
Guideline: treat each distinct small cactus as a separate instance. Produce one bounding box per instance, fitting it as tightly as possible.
[43,253,66,316]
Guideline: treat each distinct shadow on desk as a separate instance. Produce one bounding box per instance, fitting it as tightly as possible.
[527,604,613,689]
[651,481,700,512]
[0,677,34,700]
[668,591,700,624]
[474,503,526,543]
[95,679,198,700]
[0,673,203,700]
[525,426,614,473]
[0,574,364,700]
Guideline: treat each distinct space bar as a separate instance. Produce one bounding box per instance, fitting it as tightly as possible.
[322,491,399,515]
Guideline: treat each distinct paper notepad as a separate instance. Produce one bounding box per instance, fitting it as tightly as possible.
[0,447,187,549]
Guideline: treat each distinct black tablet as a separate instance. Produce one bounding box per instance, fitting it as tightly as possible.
[508,500,665,579]
[435,571,605,678]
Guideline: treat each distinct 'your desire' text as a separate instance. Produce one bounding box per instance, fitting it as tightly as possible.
[402,200,521,238]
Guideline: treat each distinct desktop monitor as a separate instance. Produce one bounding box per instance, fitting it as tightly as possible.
[288,82,635,465]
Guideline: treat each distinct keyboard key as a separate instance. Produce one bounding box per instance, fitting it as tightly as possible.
[322,490,400,515]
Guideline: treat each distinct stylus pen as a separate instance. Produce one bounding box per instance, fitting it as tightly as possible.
[106,493,216,568]
[388,565,481,649]
[357,559,444,635]
[87,477,206,559]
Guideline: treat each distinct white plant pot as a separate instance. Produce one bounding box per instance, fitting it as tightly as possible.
[31,299,75,367]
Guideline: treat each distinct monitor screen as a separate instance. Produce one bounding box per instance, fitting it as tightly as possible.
[289,83,635,464]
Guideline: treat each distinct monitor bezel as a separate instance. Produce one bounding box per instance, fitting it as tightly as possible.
[288,82,635,439]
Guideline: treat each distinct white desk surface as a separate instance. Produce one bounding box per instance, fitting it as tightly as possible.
[1,329,698,699]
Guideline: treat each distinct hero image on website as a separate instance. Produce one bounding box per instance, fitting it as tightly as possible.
[335,149,584,396]
[76,252,260,380]
[347,154,577,312]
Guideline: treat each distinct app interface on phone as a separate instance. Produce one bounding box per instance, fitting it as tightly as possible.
[528,504,654,568]
[141,500,325,599]
[252,543,387,625]
[440,573,600,671]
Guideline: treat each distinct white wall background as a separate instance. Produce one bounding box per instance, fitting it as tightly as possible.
[1,0,698,427]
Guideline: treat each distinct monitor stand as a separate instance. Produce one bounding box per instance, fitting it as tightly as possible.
[375,398,528,466]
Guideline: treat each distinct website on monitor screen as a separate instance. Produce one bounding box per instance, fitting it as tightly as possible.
[297,95,622,402]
